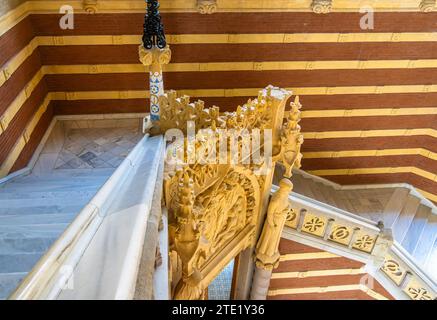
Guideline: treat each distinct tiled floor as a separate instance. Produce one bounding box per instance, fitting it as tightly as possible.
[208,260,234,300]
[54,127,143,170]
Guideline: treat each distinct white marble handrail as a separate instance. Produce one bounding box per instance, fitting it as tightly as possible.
[272,184,380,231]
[10,134,165,300]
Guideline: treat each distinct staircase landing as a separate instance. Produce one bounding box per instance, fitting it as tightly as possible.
[0,117,143,299]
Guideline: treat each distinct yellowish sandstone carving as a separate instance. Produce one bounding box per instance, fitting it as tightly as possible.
[82,0,98,14]
[311,0,332,14]
[274,96,304,178]
[139,45,172,67]
[197,0,218,14]
[419,0,436,12]
[159,86,297,299]
[255,179,294,270]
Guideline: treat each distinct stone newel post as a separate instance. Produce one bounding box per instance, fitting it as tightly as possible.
[139,46,171,121]
[139,0,171,122]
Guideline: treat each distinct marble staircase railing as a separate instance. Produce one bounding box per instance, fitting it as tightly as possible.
[9,134,165,300]
[277,185,437,300]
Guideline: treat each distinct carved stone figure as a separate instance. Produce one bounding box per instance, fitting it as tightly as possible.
[255,179,294,270]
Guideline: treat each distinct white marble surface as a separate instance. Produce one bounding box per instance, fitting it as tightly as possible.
[56,136,165,300]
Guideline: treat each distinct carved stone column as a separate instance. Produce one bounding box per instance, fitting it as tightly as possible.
[139,46,171,121]
[139,0,171,122]
[250,179,294,300]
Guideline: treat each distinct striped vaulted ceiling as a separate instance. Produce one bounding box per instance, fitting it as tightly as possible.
[0,1,436,202]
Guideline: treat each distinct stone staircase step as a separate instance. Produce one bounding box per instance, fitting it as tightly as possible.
[0,273,27,300]
[4,176,109,185]
[0,223,69,239]
[0,182,104,193]
[392,195,421,243]
[307,180,328,204]
[0,204,83,216]
[0,196,91,208]
[0,190,98,200]
[424,237,437,281]
[401,205,431,254]
[413,214,437,265]
[0,253,45,273]
[0,236,58,255]
[382,188,410,228]
[0,212,77,226]
[295,176,316,199]
[316,182,339,208]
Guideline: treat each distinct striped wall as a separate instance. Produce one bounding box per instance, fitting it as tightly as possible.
[268,239,394,300]
[0,2,436,201]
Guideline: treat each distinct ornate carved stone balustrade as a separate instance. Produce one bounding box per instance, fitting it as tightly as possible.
[382,247,436,300]
[144,86,302,299]
[281,187,437,300]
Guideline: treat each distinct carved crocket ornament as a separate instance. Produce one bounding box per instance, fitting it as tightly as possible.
[255,179,294,270]
[276,96,304,178]
[173,171,204,300]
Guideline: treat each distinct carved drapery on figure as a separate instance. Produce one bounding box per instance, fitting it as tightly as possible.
[255,179,294,270]
[251,94,304,298]
[155,86,297,299]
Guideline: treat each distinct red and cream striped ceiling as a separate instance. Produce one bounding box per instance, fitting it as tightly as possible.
[269,238,394,300]
[0,1,436,202]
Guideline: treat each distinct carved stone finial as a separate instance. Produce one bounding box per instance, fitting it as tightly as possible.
[275,96,304,178]
[82,0,98,14]
[197,0,218,14]
[311,0,332,14]
[420,0,436,12]
[255,179,294,270]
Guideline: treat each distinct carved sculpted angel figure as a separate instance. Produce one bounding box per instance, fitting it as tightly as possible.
[255,179,294,269]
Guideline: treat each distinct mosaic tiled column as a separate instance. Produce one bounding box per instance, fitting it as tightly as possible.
[139,46,172,121]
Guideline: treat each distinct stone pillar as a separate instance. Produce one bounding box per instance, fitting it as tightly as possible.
[250,267,273,300]
[139,46,171,122]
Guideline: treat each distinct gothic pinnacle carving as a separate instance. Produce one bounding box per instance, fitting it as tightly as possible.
[197,0,218,14]
[142,0,167,49]
[311,0,332,14]
[419,0,436,12]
